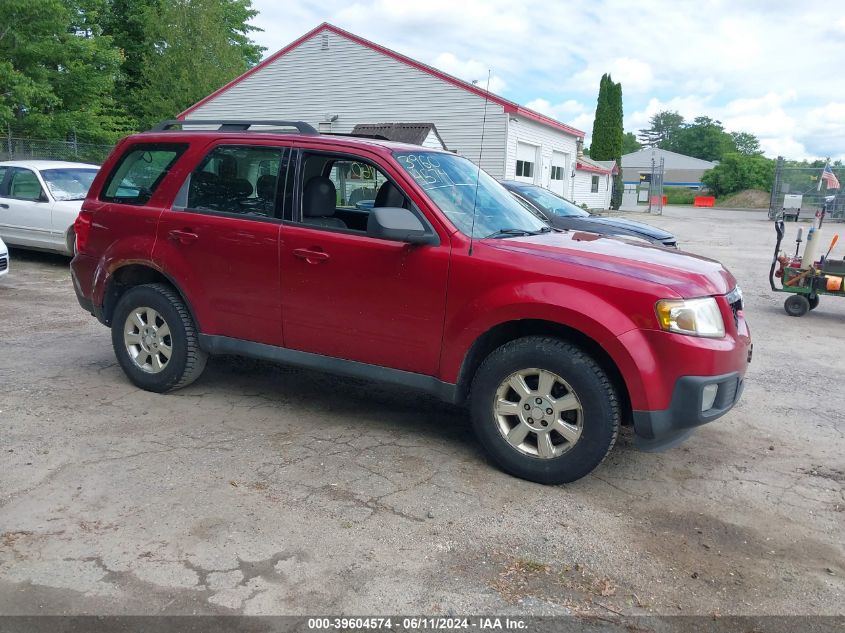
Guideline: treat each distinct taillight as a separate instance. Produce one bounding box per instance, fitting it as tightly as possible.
[74,208,93,254]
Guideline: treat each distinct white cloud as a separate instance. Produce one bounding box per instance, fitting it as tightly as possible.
[247,0,845,159]
[431,53,507,94]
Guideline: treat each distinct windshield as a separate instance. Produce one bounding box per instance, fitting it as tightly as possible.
[40,168,98,201]
[517,185,589,218]
[394,152,548,238]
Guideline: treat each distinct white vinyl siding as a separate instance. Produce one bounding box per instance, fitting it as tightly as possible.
[505,116,577,198]
[572,170,612,210]
[188,32,507,176]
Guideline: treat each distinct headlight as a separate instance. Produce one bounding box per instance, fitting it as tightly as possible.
[655,297,725,338]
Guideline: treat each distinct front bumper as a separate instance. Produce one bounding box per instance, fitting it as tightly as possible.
[632,371,745,451]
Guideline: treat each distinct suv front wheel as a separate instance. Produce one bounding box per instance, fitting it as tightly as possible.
[470,336,620,484]
[111,283,207,392]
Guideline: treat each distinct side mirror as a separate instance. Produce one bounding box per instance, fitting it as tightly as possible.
[366,207,438,245]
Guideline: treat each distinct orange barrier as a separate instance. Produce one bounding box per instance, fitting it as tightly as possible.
[649,195,668,205]
[694,196,716,207]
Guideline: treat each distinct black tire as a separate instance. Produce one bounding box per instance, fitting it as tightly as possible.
[808,295,820,311]
[784,294,810,317]
[111,283,207,392]
[470,336,620,485]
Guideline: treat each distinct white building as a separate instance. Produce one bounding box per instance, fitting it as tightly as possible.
[180,23,603,205]
[572,157,616,209]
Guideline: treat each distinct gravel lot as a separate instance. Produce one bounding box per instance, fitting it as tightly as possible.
[1,207,843,617]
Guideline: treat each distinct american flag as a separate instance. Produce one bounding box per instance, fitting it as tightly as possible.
[821,164,840,189]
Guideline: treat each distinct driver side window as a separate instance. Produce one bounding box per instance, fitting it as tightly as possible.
[8,168,45,202]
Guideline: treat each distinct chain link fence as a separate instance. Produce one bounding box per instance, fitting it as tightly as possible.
[620,159,665,214]
[0,136,113,165]
[769,157,845,221]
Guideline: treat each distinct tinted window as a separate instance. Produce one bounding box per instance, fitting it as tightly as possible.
[102,144,187,204]
[175,145,286,219]
[8,168,44,201]
[0,167,8,194]
[41,168,98,201]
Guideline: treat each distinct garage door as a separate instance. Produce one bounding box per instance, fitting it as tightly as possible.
[550,151,568,196]
[515,142,538,183]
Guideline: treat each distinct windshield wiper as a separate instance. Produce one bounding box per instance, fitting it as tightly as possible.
[485,226,553,239]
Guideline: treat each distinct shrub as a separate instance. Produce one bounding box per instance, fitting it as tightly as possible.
[664,188,697,205]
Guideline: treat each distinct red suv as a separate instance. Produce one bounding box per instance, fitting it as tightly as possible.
[70,120,752,484]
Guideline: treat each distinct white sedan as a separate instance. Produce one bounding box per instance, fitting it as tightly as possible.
[0,236,8,277]
[0,160,99,255]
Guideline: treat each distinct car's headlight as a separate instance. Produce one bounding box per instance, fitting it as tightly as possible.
[655,297,725,338]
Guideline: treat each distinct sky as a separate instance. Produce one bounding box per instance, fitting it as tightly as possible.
[247,0,845,160]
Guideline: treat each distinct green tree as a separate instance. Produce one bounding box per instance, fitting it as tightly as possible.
[622,131,641,155]
[730,131,762,156]
[0,0,128,143]
[701,153,775,196]
[638,110,684,147]
[669,116,736,162]
[590,73,624,209]
[104,0,264,129]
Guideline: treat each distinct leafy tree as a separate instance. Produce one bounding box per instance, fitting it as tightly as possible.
[638,110,684,147]
[0,0,128,143]
[730,131,762,156]
[103,0,264,129]
[669,116,736,162]
[701,153,774,196]
[590,74,624,209]
[622,132,641,155]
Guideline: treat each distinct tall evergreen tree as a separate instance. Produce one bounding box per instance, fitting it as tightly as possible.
[590,74,624,209]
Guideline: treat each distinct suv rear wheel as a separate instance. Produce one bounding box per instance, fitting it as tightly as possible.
[111,283,207,392]
[470,336,619,484]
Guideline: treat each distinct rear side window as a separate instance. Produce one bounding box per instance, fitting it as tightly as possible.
[101,143,187,205]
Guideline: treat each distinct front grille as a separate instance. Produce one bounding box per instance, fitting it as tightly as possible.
[0,255,7,272]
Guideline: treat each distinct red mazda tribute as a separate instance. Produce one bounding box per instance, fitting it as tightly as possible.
[70,120,752,484]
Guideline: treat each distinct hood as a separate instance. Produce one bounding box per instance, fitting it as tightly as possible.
[585,216,674,240]
[486,231,735,297]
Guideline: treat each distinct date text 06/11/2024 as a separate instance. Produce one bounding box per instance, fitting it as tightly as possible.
[306,617,528,630]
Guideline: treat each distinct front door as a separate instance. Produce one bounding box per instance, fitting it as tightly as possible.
[153,143,289,347]
[0,167,54,249]
[279,150,450,375]
[550,151,567,197]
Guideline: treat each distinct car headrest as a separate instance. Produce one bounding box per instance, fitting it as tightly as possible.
[256,175,277,199]
[303,177,337,217]
[374,181,406,208]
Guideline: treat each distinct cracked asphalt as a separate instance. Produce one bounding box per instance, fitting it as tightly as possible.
[0,207,843,616]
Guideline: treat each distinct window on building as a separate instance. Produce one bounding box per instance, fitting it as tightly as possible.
[550,166,564,180]
[516,160,534,178]
[591,175,599,193]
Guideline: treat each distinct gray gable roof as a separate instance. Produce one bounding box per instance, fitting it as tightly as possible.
[351,122,446,148]
[621,147,718,169]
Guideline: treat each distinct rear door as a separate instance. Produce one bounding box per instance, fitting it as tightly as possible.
[0,167,54,249]
[153,142,289,346]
